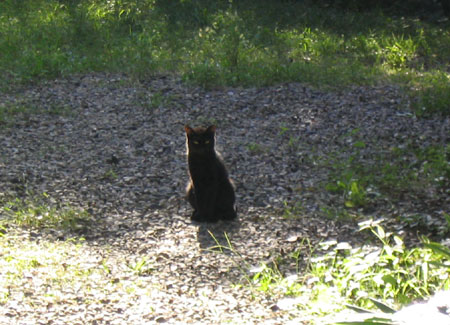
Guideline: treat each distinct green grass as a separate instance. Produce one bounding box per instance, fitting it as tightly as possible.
[232,220,450,323]
[0,0,449,115]
[0,193,91,232]
[320,132,449,219]
[0,193,159,310]
[128,257,154,276]
[0,232,159,310]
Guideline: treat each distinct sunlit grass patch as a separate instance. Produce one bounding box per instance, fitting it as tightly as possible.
[0,232,157,311]
[0,235,89,305]
[0,193,91,232]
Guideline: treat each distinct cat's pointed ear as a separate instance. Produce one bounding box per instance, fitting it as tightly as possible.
[185,125,194,135]
[207,125,216,133]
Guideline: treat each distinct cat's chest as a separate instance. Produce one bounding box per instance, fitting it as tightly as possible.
[188,157,218,181]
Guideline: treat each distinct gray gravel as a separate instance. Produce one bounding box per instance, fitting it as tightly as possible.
[0,73,448,324]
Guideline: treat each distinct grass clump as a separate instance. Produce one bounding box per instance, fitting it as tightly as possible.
[0,193,91,232]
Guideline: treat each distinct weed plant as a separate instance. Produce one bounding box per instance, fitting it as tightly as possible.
[0,0,449,114]
[244,220,450,321]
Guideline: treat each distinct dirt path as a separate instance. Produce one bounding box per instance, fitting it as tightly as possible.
[0,74,448,324]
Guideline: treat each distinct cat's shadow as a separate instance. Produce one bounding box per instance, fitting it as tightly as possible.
[196,219,241,252]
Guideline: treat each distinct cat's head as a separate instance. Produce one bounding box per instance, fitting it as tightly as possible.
[185,125,216,154]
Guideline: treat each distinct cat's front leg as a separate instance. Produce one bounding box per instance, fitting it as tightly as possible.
[195,185,218,222]
[186,182,201,220]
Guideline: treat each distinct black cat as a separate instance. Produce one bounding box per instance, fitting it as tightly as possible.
[185,125,237,222]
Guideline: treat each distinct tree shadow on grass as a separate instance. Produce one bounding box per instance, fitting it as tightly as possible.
[154,0,448,37]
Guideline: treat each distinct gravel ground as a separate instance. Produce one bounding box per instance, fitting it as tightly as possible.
[0,74,448,324]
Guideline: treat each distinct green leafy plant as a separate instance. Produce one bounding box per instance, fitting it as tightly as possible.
[382,36,417,70]
[423,241,450,268]
[326,177,368,208]
[315,219,450,307]
[204,219,449,322]
[251,264,282,293]
[337,238,450,324]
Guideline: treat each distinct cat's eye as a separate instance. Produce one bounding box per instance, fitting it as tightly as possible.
[193,141,199,145]
[205,140,210,144]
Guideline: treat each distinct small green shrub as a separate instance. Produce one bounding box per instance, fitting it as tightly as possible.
[326,176,368,208]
